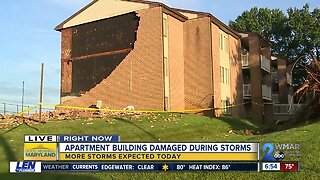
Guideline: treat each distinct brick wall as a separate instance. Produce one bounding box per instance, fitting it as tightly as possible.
[278,58,289,103]
[229,36,244,117]
[183,17,213,110]
[61,7,164,110]
[248,35,263,123]
[168,15,185,111]
[211,23,221,116]
[60,28,73,96]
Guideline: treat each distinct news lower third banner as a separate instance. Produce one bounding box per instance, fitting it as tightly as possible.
[24,135,259,161]
[10,162,259,172]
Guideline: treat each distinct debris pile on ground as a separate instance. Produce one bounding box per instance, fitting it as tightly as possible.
[0,109,167,129]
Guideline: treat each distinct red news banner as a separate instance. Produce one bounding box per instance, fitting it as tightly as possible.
[262,162,299,172]
[280,162,299,171]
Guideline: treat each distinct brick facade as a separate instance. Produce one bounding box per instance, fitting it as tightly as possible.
[168,15,185,111]
[183,17,213,110]
[57,2,244,117]
[240,33,274,125]
[211,23,222,116]
[248,35,264,123]
[60,28,73,95]
[61,7,164,110]
[278,58,289,103]
[229,36,244,117]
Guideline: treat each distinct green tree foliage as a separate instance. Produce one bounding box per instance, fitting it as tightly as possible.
[287,5,320,61]
[229,4,320,62]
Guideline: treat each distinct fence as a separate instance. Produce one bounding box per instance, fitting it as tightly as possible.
[273,104,303,115]
[0,101,54,115]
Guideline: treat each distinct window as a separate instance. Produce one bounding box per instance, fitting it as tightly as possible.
[220,66,224,83]
[220,67,230,84]
[229,70,231,84]
[225,68,228,84]
[226,100,231,114]
[226,69,230,84]
[227,69,230,84]
[164,97,169,111]
[221,100,231,114]
[224,36,229,53]
[220,34,223,50]
[220,34,229,52]
[241,48,248,55]
[164,57,168,76]
[163,18,168,37]
[241,48,249,66]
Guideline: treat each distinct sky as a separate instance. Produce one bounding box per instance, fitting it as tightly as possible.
[0,0,319,112]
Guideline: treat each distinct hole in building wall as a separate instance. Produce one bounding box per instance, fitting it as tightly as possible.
[70,12,140,95]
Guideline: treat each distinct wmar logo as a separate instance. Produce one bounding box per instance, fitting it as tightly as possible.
[262,143,285,161]
[10,161,41,173]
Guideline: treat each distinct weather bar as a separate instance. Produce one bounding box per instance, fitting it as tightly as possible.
[40,163,259,172]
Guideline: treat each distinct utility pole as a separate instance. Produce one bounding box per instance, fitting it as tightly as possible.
[39,63,44,123]
[22,81,24,113]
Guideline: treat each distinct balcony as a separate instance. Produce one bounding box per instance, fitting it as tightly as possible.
[241,53,270,73]
[271,72,278,80]
[273,94,279,103]
[243,84,272,100]
[241,53,249,68]
[286,73,292,85]
[243,84,251,98]
[273,104,302,115]
[288,94,293,104]
[260,55,271,73]
[262,84,272,101]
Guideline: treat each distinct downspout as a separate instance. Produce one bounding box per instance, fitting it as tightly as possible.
[160,6,165,111]
[209,17,215,112]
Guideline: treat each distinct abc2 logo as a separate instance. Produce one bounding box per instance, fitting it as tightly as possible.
[262,143,285,161]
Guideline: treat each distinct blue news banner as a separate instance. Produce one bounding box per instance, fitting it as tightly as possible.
[41,163,258,172]
[22,135,259,172]
[58,135,120,143]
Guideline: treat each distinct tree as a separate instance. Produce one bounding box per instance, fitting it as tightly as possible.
[230,4,320,121]
[229,7,289,57]
[294,57,320,121]
[230,4,319,62]
[287,4,320,61]
[286,5,320,106]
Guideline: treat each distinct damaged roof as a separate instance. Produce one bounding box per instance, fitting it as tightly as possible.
[55,0,240,39]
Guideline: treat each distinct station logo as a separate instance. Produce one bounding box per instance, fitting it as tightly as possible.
[262,143,300,161]
[24,143,57,161]
[24,135,57,161]
[10,161,41,173]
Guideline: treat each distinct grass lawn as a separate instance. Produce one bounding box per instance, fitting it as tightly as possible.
[0,113,319,179]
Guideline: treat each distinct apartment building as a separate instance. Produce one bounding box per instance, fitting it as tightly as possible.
[271,56,302,119]
[55,0,244,117]
[271,56,294,104]
[239,32,274,124]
